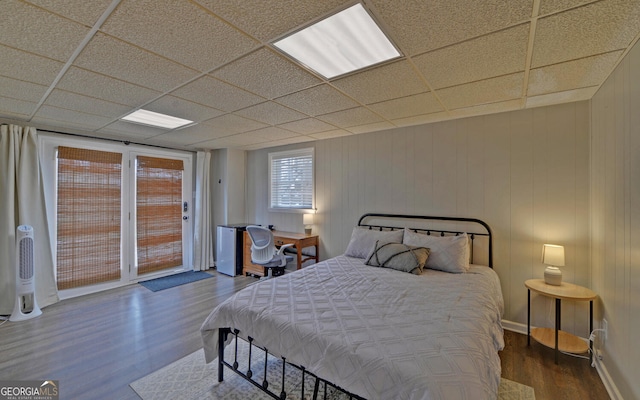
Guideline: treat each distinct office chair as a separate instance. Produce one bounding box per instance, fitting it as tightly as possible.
[246,225,294,279]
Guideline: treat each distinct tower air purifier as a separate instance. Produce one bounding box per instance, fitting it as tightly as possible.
[10,225,42,321]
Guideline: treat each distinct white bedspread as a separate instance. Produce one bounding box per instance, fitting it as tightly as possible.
[201,255,504,400]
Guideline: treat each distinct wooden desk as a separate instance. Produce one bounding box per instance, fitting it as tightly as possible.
[525,279,597,364]
[243,230,319,277]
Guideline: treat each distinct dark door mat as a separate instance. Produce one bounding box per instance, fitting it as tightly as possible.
[139,271,213,292]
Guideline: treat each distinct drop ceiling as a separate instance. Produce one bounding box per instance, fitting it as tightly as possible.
[1,0,639,151]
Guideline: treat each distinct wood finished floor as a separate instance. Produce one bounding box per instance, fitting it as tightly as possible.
[0,272,609,400]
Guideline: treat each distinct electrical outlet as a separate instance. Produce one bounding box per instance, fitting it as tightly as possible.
[602,319,608,341]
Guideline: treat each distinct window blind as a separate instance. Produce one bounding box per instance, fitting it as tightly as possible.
[56,146,122,290]
[269,148,314,209]
[136,156,183,275]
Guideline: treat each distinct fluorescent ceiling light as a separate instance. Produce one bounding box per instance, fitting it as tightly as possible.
[121,109,193,129]
[273,3,401,79]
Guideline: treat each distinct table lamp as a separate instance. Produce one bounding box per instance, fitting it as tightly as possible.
[303,213,314,235]
[542,244,564,285]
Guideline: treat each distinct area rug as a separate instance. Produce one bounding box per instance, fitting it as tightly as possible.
[130,339,536,399]
[139,271,213,292]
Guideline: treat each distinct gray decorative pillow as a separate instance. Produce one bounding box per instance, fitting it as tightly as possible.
[365,241,430,275]
[403,228,469,273]
[344,227,404,259]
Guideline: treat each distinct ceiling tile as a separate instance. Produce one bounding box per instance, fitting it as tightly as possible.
[201,114,268,135]
[234,101,307,125]
[277,118,336,134]
[0,0,90,61]
[0,76,48,103]
[391,111,451,128]
[448,99,522,119]
[149,124,231,146]
[348,121,396,134]
[528,51,623,96]
[196,0,346,42]
[413,24,529,90]
[539,0,597,16]
[332,60,428,104]
[97,120,169,138]
[172,75,264,112]
[249,126,300,141]
[57,67,162,107]
[73,33,199,92]
[317,107,384,128]
[213,48,321,99]
[309,129,352,140]
[31,116,110,132]
[33,105,114,130]
[368,92,443,120]
[24,0,115,26]
[532,0,640,68]
[275,84,359,116]
[0,96,38,119]
[436,73,524,110]
[44,89,131,118]
[212,132,270,147]
[0,45,64,86]
[194,136,248,150]
[371,0,532,55]
[525,87,598,108]
[244,135,315,150]
[101,0,259,72]
[144,95,224,122]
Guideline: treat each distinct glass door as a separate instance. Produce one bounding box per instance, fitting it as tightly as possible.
[40,135,193,298]
[134,155,189,277]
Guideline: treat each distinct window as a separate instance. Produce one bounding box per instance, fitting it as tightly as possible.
[269,148,314,211]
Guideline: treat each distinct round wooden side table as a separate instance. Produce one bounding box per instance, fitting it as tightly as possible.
[525,278,597,364]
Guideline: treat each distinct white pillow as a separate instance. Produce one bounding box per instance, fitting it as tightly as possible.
[344,227,404,259]
[402,228,469,273]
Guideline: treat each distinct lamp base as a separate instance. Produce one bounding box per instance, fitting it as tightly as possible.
[544,266,562,285]
[305,228,312,235]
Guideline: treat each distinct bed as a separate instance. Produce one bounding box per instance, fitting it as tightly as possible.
[201,214,504,400]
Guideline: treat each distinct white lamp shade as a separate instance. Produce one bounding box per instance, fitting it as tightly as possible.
[303,214,314,225]
[541,244,565,266]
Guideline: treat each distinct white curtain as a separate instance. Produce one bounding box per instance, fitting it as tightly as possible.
[193,151,214,271]
[0,124,59,315]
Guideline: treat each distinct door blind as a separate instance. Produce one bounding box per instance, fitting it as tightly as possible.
[136,156,183,275]
[56,146,122,290]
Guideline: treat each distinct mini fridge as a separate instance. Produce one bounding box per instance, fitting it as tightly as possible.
[216,224,250,276]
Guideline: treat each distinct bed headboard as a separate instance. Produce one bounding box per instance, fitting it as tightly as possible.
[357,213,494,268]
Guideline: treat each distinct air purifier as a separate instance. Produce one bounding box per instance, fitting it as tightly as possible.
[10,225,42,321]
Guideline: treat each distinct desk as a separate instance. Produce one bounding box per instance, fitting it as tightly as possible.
[525,279,597,364]
[243,230,319,277]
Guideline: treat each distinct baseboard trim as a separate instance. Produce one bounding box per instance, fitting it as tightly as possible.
[502,319,527,335]
[502,319,622,400]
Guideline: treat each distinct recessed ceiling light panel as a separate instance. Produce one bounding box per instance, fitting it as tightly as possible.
[121,109,194,129]
[273,3,401,79]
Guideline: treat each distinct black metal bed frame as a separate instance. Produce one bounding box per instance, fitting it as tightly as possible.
[217,328,365,400]
[357,213,493,268]
[216,213,494,399]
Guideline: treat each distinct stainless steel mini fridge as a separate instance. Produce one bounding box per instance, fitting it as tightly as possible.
[216,224,249,276]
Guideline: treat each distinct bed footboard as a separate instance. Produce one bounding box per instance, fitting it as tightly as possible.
[217,327,365,400]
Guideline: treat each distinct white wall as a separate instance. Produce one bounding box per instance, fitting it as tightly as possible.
[590,38,640,400]
[212,148,246,227]
[247,102,592,337]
